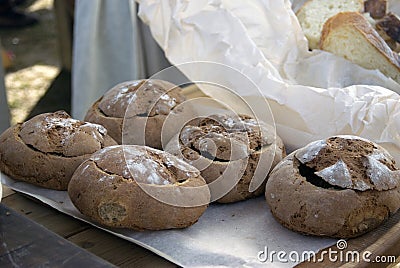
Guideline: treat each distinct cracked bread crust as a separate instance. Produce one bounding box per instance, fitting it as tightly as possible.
[84,79,189,148]
[68,145,210,230]
[0,111,117,190]
[265,135,400,238]
[165,114,286,203]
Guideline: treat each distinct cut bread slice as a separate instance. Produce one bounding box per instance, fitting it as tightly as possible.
[296,0,364,50]
[320,12,400,84]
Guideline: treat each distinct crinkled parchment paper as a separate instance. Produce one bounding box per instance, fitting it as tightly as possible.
[137,0,400,164]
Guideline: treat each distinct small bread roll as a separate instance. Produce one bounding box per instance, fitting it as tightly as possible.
[0,111,117,190]
[68,145,210,230]
[84,79,190,148]
[266,135,400,238]
[165,114,286,203]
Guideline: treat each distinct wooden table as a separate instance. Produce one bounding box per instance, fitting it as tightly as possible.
[2,184,400,268]
[1,186,177,268]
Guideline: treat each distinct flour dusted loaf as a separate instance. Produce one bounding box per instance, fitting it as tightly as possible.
[165,114,285,203]
[296,0,364,49]
[68,145,210,230]
[320,11,400,84]
[84,79,189,148]
[0,111,117,190]
[265,135,400,238]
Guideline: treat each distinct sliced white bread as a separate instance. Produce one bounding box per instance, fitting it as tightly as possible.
[296,0,364,50]
[320,12,400,84]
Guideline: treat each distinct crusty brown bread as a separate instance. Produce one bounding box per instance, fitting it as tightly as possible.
[265,135,400,238]
[165,114,286,203]
[0,111,117,190]
[376,12,400,43]
[296,0,364,50]
[84,79,191,149]
[320,11,400,84]
[364,0,387,19]
[68,145,210,230]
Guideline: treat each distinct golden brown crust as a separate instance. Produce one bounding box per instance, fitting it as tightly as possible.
[265,136,400,238]
[320,11,400,70]
[68,145,210,230]
[0,111,117,190]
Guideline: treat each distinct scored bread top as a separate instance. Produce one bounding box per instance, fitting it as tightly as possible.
[98,79,186,118]
[19,111,110,157]
[294,135,400,191]
[179,114,275,162]
[88,145,200,185]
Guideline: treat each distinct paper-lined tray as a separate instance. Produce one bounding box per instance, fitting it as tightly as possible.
[2,173,337,267]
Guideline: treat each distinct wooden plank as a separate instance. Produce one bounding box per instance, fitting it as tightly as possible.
[0,204,114,268]
[68,228,177,268]
[297,210,400,267]
[1,184,14,198]
[1,193,89,238]
[2,193,176,267]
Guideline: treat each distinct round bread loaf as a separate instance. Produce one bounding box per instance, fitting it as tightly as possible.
[68,145,210,230]
[165,114,286,203]
[265,135,400,238]
[84,79,189,148]
[0,111,117,190]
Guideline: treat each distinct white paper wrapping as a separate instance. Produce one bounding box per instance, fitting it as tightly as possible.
[136,0,400,164]
[1,174,336,267]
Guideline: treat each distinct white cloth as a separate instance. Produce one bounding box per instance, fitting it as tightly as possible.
[71,0,170,119]
[0,59,10,133]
